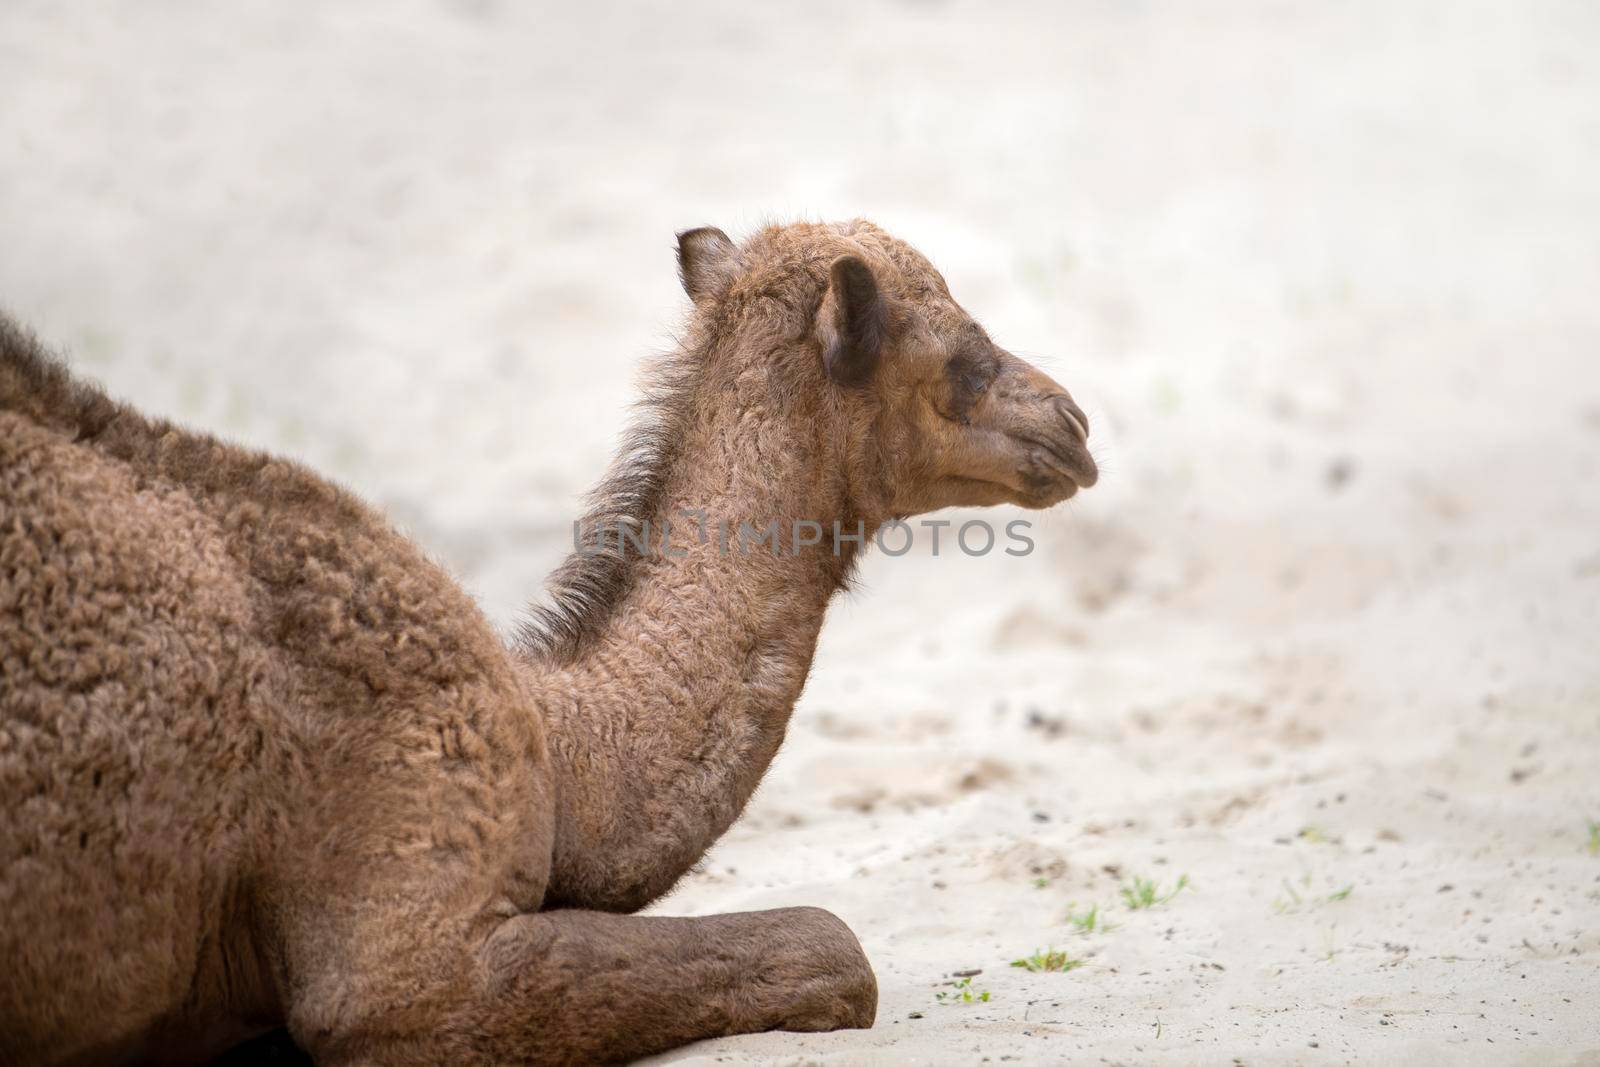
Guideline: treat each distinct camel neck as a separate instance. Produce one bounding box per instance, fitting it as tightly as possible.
[527,370,868,911]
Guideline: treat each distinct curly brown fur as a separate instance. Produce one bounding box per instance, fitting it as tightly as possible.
[0,219,1094,1065]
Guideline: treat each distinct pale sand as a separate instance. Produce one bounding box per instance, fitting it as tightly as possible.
[2,2,1597,1063]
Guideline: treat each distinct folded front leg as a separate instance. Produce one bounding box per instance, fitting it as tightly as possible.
[299,906,876,1066]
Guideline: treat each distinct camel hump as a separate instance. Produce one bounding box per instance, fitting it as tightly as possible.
[0,407,280,1059]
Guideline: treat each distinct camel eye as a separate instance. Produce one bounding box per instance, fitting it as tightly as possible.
[952,355,995,396]
[940,349,998,423]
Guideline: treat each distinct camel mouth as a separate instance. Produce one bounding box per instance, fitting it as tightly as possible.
[1014,432,1099,496]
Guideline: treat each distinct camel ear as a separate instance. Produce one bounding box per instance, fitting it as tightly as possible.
[676,227,741,303]
[818,255,886,387]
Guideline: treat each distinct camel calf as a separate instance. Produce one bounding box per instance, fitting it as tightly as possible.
[0,220,1097,1064]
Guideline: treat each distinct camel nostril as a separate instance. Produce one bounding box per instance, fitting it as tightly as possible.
[1053,396,1089,444]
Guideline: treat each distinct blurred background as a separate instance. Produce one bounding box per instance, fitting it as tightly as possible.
[4,1,1598,1061]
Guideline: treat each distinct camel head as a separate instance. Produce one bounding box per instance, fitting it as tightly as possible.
[676,219,1097,521]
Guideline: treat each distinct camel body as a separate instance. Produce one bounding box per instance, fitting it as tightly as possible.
[0,220,1096,1064]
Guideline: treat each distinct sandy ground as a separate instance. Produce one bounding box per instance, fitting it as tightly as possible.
[4,1,1599,1063]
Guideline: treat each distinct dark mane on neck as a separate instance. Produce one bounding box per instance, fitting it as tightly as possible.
[514,335,707,665]
[516,235,846,666]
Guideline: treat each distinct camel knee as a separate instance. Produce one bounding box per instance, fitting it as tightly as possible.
[287,906,876,1066]
[741,906,877,1031]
